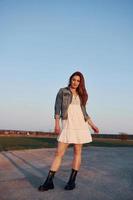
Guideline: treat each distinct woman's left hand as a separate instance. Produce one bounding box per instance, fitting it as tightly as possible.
[91,125,99,133]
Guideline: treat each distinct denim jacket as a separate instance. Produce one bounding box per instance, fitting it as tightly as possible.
[54,86,91,121]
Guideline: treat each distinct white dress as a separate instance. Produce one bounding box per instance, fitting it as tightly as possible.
[57,94,92,144]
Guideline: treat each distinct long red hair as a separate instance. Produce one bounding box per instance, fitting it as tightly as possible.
[68,71,88,106]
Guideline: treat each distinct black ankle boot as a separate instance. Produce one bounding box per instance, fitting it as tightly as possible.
[64,168,78,190]
[38,170,56,191]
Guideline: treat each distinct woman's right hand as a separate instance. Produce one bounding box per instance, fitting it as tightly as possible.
[54,125,61,135]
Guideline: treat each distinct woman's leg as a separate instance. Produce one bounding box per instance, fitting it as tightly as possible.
[50,141,69,171]
[72,144,83,170]
[38,141,69,191]
[64,143,83,190]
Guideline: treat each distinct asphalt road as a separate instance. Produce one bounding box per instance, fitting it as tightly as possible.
[0,146,133,200]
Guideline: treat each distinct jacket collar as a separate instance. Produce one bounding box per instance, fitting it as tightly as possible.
[65,86,72,93]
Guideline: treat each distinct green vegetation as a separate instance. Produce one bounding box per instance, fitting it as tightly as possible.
[0,137,57,151]
[0,136,133,152]
[84,138,133,147]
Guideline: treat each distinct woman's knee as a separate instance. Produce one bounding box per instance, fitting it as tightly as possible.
[54,143,68,158]
[55,150,65,158]
[74,145,82,156]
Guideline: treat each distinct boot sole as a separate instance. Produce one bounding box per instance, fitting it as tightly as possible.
[64,184,76,190]
[64,187,75,190]
[38,188,54,191]
[38,185,54,191]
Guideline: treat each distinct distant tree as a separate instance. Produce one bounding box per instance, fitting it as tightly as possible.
[118,132,128,140]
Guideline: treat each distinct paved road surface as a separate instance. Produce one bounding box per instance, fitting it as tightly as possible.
[0,146,133,200]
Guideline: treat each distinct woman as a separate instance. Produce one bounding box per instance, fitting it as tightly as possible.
[38,71,99,191]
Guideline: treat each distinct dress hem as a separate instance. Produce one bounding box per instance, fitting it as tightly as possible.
[57,139,93,144]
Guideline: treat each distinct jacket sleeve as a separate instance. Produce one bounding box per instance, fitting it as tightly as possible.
[83,105,91,121]
[54,88,63,119]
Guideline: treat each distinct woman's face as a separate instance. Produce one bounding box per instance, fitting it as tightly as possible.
[70,75,80,89]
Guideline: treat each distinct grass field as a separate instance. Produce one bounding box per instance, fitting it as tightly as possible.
[0,136,133,151]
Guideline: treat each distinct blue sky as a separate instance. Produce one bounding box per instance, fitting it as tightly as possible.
[0,0,133,134]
